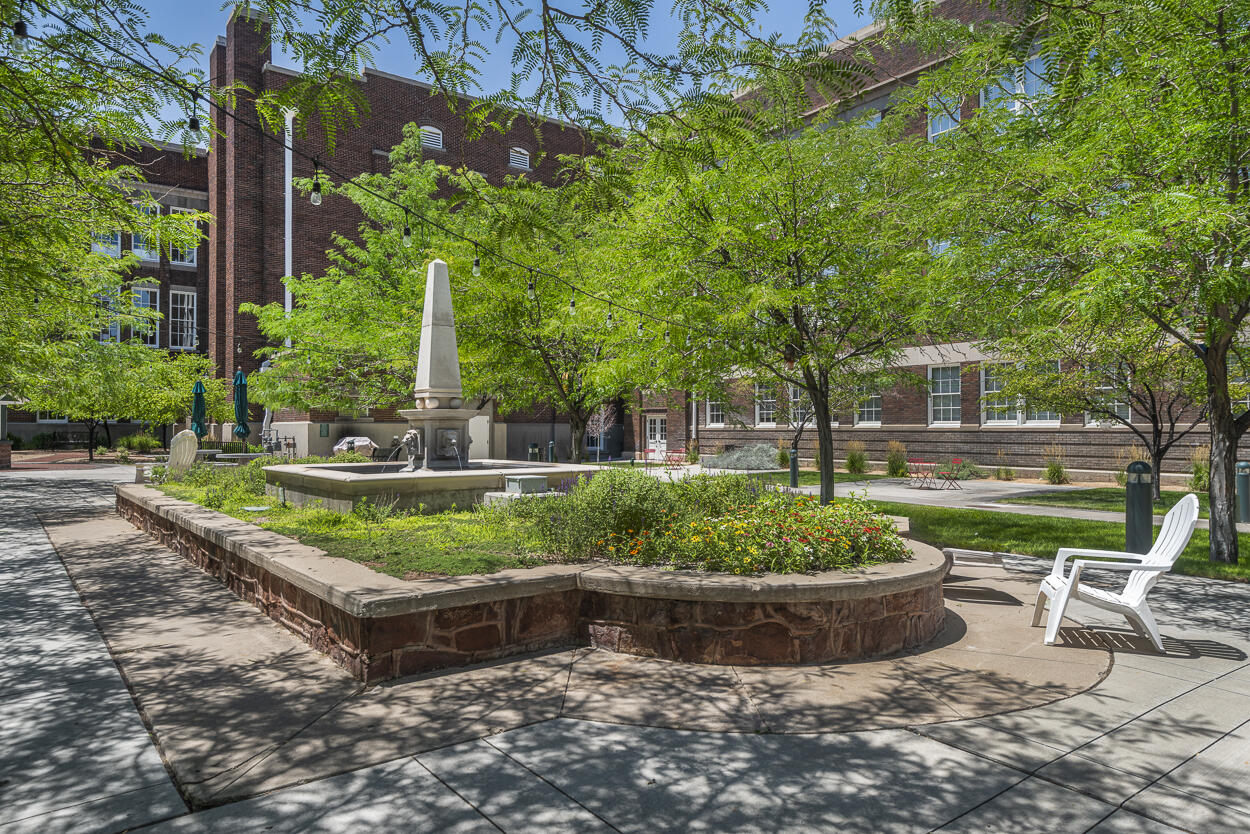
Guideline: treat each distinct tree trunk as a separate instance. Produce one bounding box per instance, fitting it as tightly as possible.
[568,414,587,464]
[809,387,835,505]
[1150,449,1163,503]
[85,422,97,461]
[102,419,112,447]
[1205,350,1239,564]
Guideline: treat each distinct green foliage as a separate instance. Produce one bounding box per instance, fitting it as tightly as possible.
[353,494,402,524]
[118,433,162,453]
[1188,446,1211,493]
[943,458,983,480]
[31,432,60,450]
[777,442,791,469]
[1043,445,1070,486]
[844,441,867,475]
[1001,487,1211,519]
[95,445,109,458]
[994,450,1014,482]
[5,434,22,451]
[685,443,700,465]
[886,441,909,478]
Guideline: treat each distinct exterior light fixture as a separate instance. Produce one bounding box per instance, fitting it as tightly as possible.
[605,309,614,329]
[472,246,481,276]
[13,18,29,53]
[568,294,576,314]
[664,327,671,343]
[187,114,200,133]
[402,214,412,247]
[526,271,536,301]
[310,161,322,206]
[636,319,644,337]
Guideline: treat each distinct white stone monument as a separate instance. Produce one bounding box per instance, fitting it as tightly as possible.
[398,259,480,470]
[167,429,198,476]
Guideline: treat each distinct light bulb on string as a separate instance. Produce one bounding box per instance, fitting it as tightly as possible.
[605,308,614,329]
[472,246,481,277]
[13,18,29,53]
[636,319,644,337]
[568,294,576,314]
[664,327,671,343]
[187,114,200,133]
[310,161,322,206]
[402,213,412,248]
[526,275,536,301]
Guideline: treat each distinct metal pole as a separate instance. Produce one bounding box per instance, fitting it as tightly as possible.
[789,439,799,489]
[547,440,556,463]
[1125,461,1153,554]
[1236,462,1250,523]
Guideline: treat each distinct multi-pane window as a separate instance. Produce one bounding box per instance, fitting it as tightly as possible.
[170,290,197,350]
[981,53,1053,113]
[754,384,777,425]
[92,231,120,257]
[1021,54,1053,99]
[168,207,197,267]
[856,393,882,425]
[927,95,960,141]
[97,292,121,343]
[130,202,160,261]
[419,125,443,150]
[1089,365,1131,424]
[36,413,68,423]
[508,147,531,169]
[929,239,952,257]
[134,286,159,347]
[929,366,961,424]
[861,110,882,128]
[981,365,1018,423]
[706,400,726,426]
[788,385,811,426]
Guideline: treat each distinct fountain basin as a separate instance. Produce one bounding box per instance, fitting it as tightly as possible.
[264,459,601,513]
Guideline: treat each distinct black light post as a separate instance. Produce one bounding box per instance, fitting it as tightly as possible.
[1125,460,1153,554]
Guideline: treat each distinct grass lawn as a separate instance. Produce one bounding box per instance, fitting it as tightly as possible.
[157,483,547,578]
[864,500,1250,583]
[999,487,1211,519]
[754,470,892,487]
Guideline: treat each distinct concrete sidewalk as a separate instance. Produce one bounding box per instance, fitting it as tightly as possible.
[4,467,1250,832]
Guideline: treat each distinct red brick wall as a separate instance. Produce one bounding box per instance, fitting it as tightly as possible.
[0,440,10,469]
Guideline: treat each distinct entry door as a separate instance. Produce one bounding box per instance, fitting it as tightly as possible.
[646,416,667,458]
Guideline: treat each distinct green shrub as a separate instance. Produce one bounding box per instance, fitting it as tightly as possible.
[944,458,984,480]
[95,445,109,458]
[5,433,23,451]
[203,486,226,509]
[886,440,908,477]
[1113,446,1151,487]
[686,443,700,464]
[115,449,131,464]
[1043,444,1070,485]
[845,441,867,475]
[994,449,1014,481]
[353,494,401,524]
[1188,445,1210,492]
[31,432,59,450]
[118,433,162,453]
[776,441,790,469]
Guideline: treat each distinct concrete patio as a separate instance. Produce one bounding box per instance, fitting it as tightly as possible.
[3,466,1249,832]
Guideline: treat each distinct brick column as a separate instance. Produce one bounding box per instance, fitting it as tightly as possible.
[0,440,11,470]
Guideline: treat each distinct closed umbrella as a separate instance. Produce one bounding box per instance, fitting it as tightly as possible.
[232,370,251,440]
[190,380,207,439]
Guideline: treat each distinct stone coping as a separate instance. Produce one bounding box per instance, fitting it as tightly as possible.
[263,458,600,488]
[115,483,940,615]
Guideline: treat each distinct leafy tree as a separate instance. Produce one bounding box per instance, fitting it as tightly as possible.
[613,109,931,503]
[907,0,1250,562]
[21,341,229,459]
[985,327,1211,502]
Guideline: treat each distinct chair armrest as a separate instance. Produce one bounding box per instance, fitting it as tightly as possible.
[1073,560,1170,573]
[1052,548,1145,577]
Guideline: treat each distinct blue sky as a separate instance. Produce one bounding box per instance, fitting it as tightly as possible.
[141,1,871,122]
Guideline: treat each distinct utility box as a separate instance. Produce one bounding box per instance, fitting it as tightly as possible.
[505,475,550,495]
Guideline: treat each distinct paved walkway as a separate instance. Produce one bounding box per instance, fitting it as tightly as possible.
[3,466,1250,832]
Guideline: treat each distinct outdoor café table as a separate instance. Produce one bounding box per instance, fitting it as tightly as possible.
[907,459,938,489]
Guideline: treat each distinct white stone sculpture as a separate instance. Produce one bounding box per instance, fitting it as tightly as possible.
[167,430,198,476]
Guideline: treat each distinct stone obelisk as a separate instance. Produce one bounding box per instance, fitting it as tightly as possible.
[398,259,480,469]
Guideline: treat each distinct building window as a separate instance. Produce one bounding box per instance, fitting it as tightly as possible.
[860,110,882,128]
[856,393,882,426]
[92,231,120,257]
[706,400,725,426]
[929,239,951,257]
[36,413,68,423]
[929,366,961,424]
[168,207,198,267]
[508,147,531,170]
[130,202,160,262]
[170,290,197,350]
[981,54,1053,113]
[419,125,443,150]
[754,384,777,425]
[1089,365,1131,425]
[1021,54,1053,99]
[788,385,811,426]
[134,286,159,347]
[927,95,960,141]
[981,364,1018,424]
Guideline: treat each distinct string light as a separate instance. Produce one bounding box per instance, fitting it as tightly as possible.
[13,17,29,53]
[605,308,615,329]
[664,327,671,343]
[187,114,200,133]
[636,318,644,337]
[472,245,481,277]
[402,212,412,248]
[568,293,576,314]
[310,161,322,206]
[526,269,536,301]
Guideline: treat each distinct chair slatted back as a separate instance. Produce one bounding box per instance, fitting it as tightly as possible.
[1123,494,1199,603]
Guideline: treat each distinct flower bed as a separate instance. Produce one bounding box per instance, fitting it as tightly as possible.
[508,468,911,575]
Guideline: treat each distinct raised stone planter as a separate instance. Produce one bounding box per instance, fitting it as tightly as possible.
[116,484,946,681]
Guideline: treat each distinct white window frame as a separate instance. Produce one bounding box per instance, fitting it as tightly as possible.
[855,393,882,427]
[419,125,443,151]
[91,230,121,257]
[36,412,68,423]
[706,399,726,427]
[133,285,160,348]
[788,385,811,427]
[130,202,160,262]
[169,289,197,351]
[980,53,1053,113]
[1087,365,1131,426]
[927,95,960,141]
[981,364,1018,425]
[168,206,198,267]
[754,384,777,426]
[928,365,962,426]
[508,147,531,170]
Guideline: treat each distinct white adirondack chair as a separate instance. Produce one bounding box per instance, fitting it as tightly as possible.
[1033,494,1199,652]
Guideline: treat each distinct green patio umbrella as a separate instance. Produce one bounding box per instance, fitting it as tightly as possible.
[190,380,207,439]
[232,370,251,440]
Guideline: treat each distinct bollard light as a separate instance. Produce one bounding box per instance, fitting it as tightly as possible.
[1125,460,1153,554]
[1237,462,1250,523]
